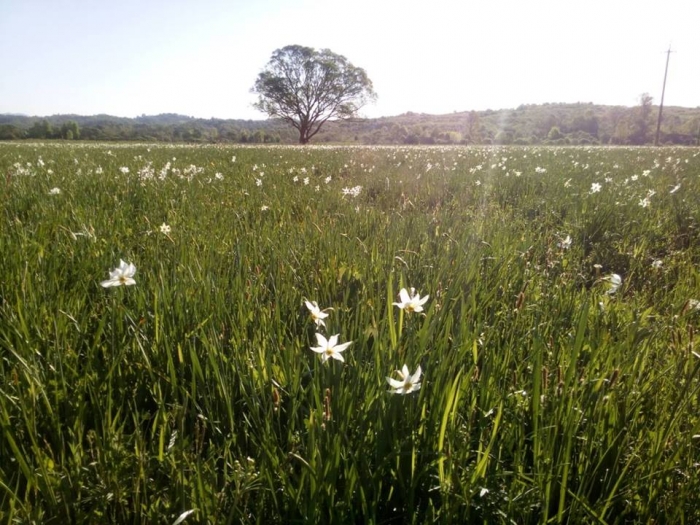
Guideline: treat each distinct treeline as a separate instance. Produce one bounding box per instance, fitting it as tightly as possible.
[2,100,700,145]
[0,113,295,143]
[319,98,700,146]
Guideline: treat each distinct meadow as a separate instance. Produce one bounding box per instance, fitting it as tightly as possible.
[1,142,700,524]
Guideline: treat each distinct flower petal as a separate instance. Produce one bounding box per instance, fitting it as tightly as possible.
[386,377,404,389]
[411,366,422,382]
[332,341,352,353]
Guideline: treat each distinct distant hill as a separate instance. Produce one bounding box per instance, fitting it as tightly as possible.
[2,102,699,145]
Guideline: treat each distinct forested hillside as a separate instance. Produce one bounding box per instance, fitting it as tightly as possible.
[2,101,699,145]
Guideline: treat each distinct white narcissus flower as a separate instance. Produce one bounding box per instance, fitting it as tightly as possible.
[590,182,602,194]
[606,273,622,295]
[101,260,136,288]
[310,333,351,363]
[305,300,329,327]
[159,223,171,234]
[393,288,429,313]
[558,235,572,250]
[651,259,663,270]
[48,187,61,195]
[387,365,422,394]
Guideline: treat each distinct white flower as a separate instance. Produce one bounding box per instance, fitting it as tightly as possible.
[255,178,262,187]
[159,223,171,234]
[48,187,61,195]
[386,365,422,394]
[651,259,663,270]
[341,185,362,198]
[590,182,602,194]
[231,156,236,162]
[310,333,351,363]
[293,176,299,183]
[558,235,572,250]
[639,197,650,208]
[606,273,622,295]
[305,300,329,327]
[303,177,309,185]
[260,205,269,211]
[215,172,224,180]
[119,166,129,174]
[393,287,429,313]
[100,260,136,288]
[325,176,332,184]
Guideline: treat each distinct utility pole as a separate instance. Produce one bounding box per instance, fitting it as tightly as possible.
[654,45,673,146]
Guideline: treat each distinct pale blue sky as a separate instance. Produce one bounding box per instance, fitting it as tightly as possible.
[1,0,698,119]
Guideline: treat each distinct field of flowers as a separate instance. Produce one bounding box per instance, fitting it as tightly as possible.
[1,142,700,523]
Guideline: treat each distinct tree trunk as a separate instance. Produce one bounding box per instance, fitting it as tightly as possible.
[299,121,310,144]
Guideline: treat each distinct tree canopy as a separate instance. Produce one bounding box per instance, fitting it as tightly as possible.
[252,45,376,144]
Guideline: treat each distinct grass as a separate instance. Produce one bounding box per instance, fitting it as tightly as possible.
[1,143,700,523]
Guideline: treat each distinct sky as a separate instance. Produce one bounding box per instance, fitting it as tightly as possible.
[1,0,699,120]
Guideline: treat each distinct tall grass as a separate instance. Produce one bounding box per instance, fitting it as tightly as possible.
[1,143,700,523]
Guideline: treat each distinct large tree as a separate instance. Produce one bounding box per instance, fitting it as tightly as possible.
[252,45,376,144]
